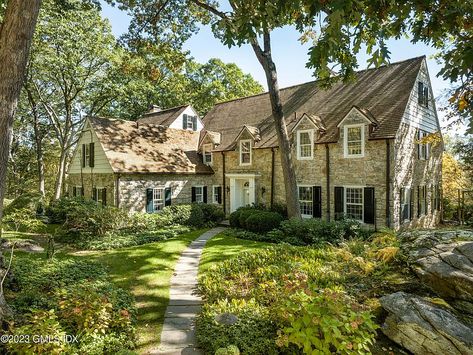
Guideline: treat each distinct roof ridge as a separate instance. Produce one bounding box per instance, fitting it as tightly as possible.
[209,56,425,108]
[141,104,189,116]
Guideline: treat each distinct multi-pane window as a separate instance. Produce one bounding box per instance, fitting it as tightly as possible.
[297,130,313,159]
[345,187,363,220]
[418,82,429,107]
[418,186,427,216]
[213,185,221,204]
[203,143,212,165]
[344,125,364,157]
[298,186,313,217]
[194,186,204,203]
[152,188,164,212]
[73,186,83,197]
[93,187,106,206]
[400,188,411,221]
[240,140,252,165]
[83,144,90,166]
[417,130,430,160]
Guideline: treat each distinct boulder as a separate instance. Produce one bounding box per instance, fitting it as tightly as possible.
[380,292,473,355]
[400,230,473,310]
[0,239,44,253]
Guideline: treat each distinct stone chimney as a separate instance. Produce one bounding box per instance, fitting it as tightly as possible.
[148,105,162,113]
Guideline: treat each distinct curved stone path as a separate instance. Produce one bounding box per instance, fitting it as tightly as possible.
[154,227,226,355]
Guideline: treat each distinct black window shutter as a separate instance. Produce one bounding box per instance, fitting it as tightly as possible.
[424,86,429,108]
[73,186,77,197]
[89,142,95,167]
[409,188,414,220]
[334,187,344,220]
[418,82,423,104]
[417,186,420,218]
[400,188,405,221]
[165,187,172,206]
[313,186,322,218]
[416,130,421,159]
[146,188,153,213]
[192,116,197,131]
[363,187,375,224]
[92,187,97,201]
[191,187,196,202]
[183,114,187,129]
[203,186,208,203]
[82,144,86,167]
[217,186,222,204]
[102,188,107,206]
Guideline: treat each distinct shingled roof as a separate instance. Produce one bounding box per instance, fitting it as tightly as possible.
[203,56,424,151]
[89,117,213,174]
[137,105,188,126]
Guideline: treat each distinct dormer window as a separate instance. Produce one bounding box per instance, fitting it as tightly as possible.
[297,129,314,160]
[344,124,364,158]
[239,139,252,165]
[418,82,429,107]
[203,143,212,165]
[183,114,197,131]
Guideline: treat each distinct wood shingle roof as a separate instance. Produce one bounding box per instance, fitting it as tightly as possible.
[203,56,424,151]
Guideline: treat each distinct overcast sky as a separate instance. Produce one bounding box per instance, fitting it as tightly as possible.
[101,2,465,134]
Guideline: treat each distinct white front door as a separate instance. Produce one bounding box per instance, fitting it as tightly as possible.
[229,175,256,212]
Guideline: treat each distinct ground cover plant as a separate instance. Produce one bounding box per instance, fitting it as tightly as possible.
[3,253,136,354]
[197,230,418,354]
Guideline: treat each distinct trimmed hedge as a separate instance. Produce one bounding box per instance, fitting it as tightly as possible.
[245,211,284,234]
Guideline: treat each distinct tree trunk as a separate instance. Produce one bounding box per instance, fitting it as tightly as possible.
[0,0,42,321]
[54,147,68,200]
[251,33,301,219]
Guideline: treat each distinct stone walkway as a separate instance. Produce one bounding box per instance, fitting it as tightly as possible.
[154,227,226,355]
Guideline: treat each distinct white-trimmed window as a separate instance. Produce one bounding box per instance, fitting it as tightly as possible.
[417,130,430,160]
[73,186,82,197]
[297,130,313,160]
[418,185,427,216]
[153,187,164,212]
[83,144,90,166]
[298,186,313,217]
[203,143,213,165]
[344,124,364,158]
[239,139,252,165]
[400,188,411,221]
[345,187,363,221]
[212,185,221,204]
[93,187,106,206]
[194,186,204,203]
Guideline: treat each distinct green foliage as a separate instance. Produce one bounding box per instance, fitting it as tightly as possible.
[244,211,284,234]
[215,344,240,355]
[268,217,366,246]
[127,212,173,232]
[3,192,43,217]
[46,197,98,224]
[276,289,377,354]
[161,203,223,228]
[76,225,191,250]
[196,299,279,355]
[5,309,68,354]
[5,255,136,354]
[196,203,226,225]
[2,207,46,232]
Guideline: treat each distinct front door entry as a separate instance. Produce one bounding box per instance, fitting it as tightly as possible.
[228,175,256,212]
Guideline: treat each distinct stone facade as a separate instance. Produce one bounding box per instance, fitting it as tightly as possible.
[67,173,116,205]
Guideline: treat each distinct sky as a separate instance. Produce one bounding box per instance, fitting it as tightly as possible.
[101,2,465,134]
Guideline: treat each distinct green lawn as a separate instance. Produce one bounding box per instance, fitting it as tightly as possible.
[199,232,272,276]
[77,228,207,353]
[3,228,207,354]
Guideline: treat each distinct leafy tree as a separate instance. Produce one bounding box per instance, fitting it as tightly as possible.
[112,0,472,217]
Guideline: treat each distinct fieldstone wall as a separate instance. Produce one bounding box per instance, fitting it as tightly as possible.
[393,122,442,229]
[118,174,214,213]
[67,173,116,206]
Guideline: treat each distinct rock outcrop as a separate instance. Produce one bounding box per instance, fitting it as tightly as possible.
[380,292,473,355]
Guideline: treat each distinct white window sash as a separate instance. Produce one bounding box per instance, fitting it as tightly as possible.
[195,186,204,203]
[212,185,220,204]
[297,130,314,160]
[344,124,364,158]
[153,188,164,211]
[203,144,212,164]
[298,185,313,217]
[239,140,252,165]
[344,186,364,221]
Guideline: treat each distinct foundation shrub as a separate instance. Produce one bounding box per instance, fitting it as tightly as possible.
[244,211,284,234]
[196,203,225,225]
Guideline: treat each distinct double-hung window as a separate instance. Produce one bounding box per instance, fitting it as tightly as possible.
[344,124,364,158]
[400,188,411,221]
[152,188,164,212]
[418,186,427,216]
[297,130,313,160]
[212,185,221,204]
[418,82,429,107]
[194,186,204,203]
[417,130,430,160]
[345,187,363,221]
[298,186,313,217]
[203,143,212,165]
[240,140,252,165]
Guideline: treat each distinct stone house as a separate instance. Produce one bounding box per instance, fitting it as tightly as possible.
[67,56,442,230]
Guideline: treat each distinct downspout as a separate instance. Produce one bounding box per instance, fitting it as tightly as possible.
[270,147,275,208]
[222,152,226,214]
[325,144,330,221]
[386,139,391,228]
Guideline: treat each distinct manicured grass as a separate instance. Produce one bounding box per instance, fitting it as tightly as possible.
[199,232,272,276]
[76,228,207,353]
